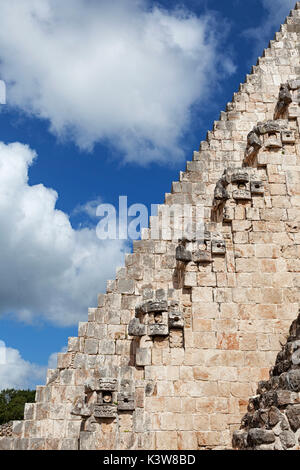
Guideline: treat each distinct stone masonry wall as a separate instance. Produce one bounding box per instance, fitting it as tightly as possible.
[1,2,300,451]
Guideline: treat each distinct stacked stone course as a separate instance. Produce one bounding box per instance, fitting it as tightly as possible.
[1,2,300,451]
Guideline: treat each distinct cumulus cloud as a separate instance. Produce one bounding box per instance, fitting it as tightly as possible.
[244,0,295,57]
[0,142,127,326]
[72,197,103,220]
[0,341,68,389]
[0,0,235,164]
[0,341,46,389]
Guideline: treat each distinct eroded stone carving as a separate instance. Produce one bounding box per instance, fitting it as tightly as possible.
[71,397,93,417]
[117,393,135,411]
[212,167,264,223]
[168,311,184,329]
[169,329,184,348]
[73,376,136,424]
[130,291,185,351]
[94,404,117,419]
[137,300,168,314]
[148,323,169,336]
[275,83,293,118]
[245,119,290,163]
[275,80,300,119]
[98,378,118,391]
[233,312,300,450]
[250,180,264,195]
[176,227,226,264]
[128,317,146,336]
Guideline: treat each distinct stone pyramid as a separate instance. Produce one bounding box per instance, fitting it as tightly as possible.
[1,2,300,451]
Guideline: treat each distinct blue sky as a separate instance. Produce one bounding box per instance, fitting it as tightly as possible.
[0,0,295,389]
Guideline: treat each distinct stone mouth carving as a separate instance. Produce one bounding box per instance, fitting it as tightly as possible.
[94,404,117,419]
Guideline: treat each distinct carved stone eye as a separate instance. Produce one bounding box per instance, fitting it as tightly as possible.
[103,392,112,403]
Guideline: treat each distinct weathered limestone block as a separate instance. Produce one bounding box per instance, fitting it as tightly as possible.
[263,132,282,149]
[71,397,92,417]
[231,171,250,184]
[211,239,226,255]
[117,393,135,411]
[175,245,192,262]
[192,250,212,263]
[137,300,168,314]
[128,318,146,337]
[281,369,300,392]
[169,329,184,348]
[60,438,79,450]
[250,180,264,194]
[84,338,99,355]
[68,337,80,352]
[286,404,300,431]
[247,131,262,149]
[232,430,248,449]
[288,79,300,90]
[279,430,296,449]
[281,130,295,144]
[279,84,293,105]
[214,181,229,201]
[223,206,235,222]
[288,105,300,119]
[117,279,135,295]
[136,348,151,366]
[247,428,275,447]
[168,311,184,329]
[148,323,169,336]
[98,378,118,391]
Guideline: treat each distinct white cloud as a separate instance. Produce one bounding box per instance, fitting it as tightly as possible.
[0,0,235,164]
[0,342,68,389]
[0,142,127,326]
[0,341,46,389]
[244,0,295,57]
[72,197,103,219]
